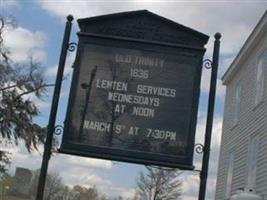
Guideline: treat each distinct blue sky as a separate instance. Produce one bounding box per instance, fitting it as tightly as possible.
[1,1,267,199]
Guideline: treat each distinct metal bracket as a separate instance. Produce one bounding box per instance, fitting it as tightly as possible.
[68,42,78,52]
[54,125,64,136]
[67,42,78,68]
[203,59,212,69]
[195,143,204,154]
[53,125,64,150]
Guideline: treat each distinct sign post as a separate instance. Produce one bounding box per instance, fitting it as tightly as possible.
[36,15,73,200]
[198,32,221,200]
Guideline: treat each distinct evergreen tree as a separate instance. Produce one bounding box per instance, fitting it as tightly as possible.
[0,16,50,174]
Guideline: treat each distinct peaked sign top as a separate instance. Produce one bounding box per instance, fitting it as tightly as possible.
[77,10,209,48]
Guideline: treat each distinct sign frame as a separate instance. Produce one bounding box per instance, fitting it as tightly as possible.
[60,32,206,170]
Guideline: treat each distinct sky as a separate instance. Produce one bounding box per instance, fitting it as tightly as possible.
[0,0,267,199]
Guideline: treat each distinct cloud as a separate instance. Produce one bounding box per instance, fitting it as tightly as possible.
[59,166,112,188]
[0,142,43,175]
[201,68,226,97]
[45,52,75,77]
[45,65,59,77]
[48,155,137,198]
[53,154,113,170]
[1,143,139,197]
[38,1,266,100]
[38,1,266,58]
[37,0,266,111]
[0,20,49,113]
[0,0,18,10]
[120,188,136,199]
[39,0,137,20]
[181,174,199,199]
[1,141,135,199]
[4,146,113,172]
[0,104,223,200]
[180,116,223,200]
[3,2,267,199]
[3,25,46,62]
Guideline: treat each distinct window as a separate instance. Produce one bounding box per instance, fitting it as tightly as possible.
[247,135,259,187]
[255,52,265,105]
[233,81,241,125]
[225,152,234,198]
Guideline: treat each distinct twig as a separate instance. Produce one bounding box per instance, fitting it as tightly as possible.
[14,83,54,100]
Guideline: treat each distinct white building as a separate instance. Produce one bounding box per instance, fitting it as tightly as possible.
[215,11,267,200]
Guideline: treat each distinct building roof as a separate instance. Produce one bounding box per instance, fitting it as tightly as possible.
[222,10,267,85]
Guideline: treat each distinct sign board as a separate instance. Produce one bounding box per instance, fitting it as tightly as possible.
[60,10,209,169]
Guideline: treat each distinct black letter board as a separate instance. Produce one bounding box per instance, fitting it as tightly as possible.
[60,10,209,169]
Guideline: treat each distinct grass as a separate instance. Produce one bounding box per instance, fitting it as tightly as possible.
[2,195,29,200]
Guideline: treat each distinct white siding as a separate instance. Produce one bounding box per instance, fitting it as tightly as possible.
[215,31,267,200]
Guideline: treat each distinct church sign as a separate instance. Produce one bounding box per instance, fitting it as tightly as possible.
[60,10,209,169]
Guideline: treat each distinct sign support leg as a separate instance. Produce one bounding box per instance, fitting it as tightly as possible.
[36,15,73,200]
[198,33,221,200]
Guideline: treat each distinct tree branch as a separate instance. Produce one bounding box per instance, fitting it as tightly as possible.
[0,84,18,92]
[14,83,54,100]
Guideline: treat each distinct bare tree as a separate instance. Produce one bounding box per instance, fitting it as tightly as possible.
[72,185,106,200]
[29,170,65,200]
[136,166,182,200]
[58,185,76,200]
